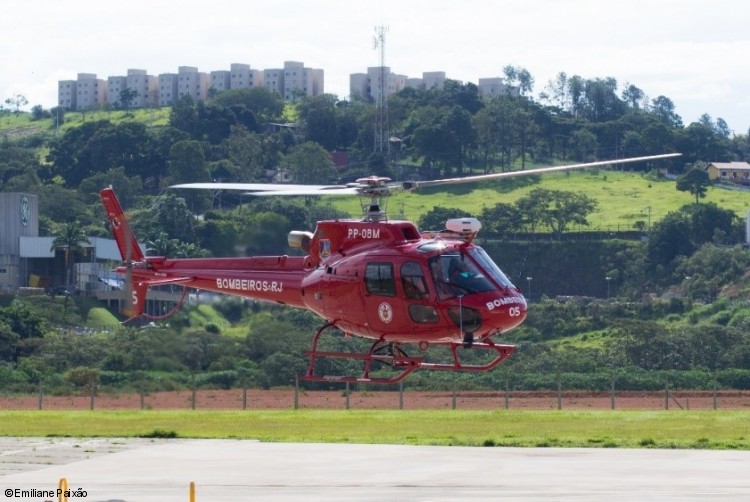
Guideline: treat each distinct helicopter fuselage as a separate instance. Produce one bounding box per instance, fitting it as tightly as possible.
[121,217,527,346]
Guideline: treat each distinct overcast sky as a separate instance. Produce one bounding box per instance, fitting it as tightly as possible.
[3,0,749,134]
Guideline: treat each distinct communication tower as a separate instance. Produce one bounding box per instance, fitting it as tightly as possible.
[373,25,390,157]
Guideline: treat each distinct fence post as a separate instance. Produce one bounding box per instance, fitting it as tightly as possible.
[294,375,299,410]
[345,382,350,410]
[664,377,669,410]
[610,377,616,410]
[399,381,404,410]
[191,375,196,410]
[713,374,718,410]
[89,382,95,410]
[242,376,248,411]
[504,379,509,410]
[451,381,457,410]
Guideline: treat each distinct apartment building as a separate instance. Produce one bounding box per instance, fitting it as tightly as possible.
[229,63,264,90]
[158,73,178,106]
[58,80,77,109]
[350,66,407,101]
[281,61,323,100]
[177,66,210,102]
[106,70,158,108]
[477,77,518,97]
[59,61,319,110]
[127,69,159,107]
[67,73,107,110]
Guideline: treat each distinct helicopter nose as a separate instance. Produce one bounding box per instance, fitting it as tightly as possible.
[447,306,482,333]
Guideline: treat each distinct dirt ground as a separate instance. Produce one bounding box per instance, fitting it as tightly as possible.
[2,389,749,411]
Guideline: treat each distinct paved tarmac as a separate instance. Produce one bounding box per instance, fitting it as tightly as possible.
[1,437,749,501]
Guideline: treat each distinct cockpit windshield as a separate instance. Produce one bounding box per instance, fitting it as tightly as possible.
[468,247,516,289]
[428,247,513,300]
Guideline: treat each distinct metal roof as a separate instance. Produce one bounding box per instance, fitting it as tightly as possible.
[18,236,133,261]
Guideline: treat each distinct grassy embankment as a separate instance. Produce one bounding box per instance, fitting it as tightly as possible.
[331,169,750,228]
[0,410,748,450]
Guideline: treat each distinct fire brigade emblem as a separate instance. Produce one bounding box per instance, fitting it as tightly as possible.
[319,239,331,258]
[378,302,393,323]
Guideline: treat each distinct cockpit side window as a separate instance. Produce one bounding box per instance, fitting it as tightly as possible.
[400,261,429,300]
[429,253,496,299]
[365,262,396,296]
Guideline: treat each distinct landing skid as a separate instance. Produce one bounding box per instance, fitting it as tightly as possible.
[302,322,515,384]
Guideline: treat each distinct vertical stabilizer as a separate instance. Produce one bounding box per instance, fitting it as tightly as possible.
[99,187,145,263]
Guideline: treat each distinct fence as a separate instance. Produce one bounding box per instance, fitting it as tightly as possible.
[1,383,748,411]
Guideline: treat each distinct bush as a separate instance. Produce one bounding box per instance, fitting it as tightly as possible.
[195,370,238,390]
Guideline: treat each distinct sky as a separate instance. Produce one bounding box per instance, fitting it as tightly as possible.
[3,0,750,134]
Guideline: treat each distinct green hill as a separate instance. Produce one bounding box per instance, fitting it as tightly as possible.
[331,169,750,229]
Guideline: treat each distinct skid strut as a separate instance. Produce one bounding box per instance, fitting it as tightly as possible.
[301,323,516,384]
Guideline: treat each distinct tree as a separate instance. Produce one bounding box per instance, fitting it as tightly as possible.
[407,105,475,176]
[622,83,645,109]
[46,120,157,187]
[50,221,91,293]
[480,203,522,236]
[646,211,694,272]
[675,244,750,301]
[119,88,139,109]
[515,188,597,237]
[281,141,337,184]
[4,93,28,114]
[569,128,598,161]
[650,96,682,127]
[676,166,710,203]
[297,94,338,149]
[527,189,598,238]
[31,105,51,120]
[417,206,471,231]
[502,65,534,96]
[212,87,284,124]
[168,140,211,212]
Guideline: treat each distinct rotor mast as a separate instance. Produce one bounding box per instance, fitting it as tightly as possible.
[357,176,392,222]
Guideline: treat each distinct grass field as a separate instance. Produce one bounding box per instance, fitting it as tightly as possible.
[330,170,750,228]
[1,410,748,450]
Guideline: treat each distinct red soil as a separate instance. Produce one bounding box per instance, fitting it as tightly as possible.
[1,389,749,411]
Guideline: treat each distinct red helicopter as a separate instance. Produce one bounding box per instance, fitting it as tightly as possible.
[100,153,679,383]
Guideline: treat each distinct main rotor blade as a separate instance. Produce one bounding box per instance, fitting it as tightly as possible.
[170,182,348,192]
[249,187,361,196]
[403,153,681,190]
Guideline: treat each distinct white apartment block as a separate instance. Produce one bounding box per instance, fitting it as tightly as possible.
[477,77,518,97]
[264,61,322,100]
[108,69,157,107]
[107,76,128,107]
[422,71,446,90]
[229,63,264,90]
[59,61,325,111]
[159,73,178,106]
[177,66,210,102]
[69,73,107,110]
[369,66,407,100]
[211,70,231,92]
[349,67,408,102]
[349,73,369,99]
[58,80,77,109]
[127,69,158,107]
[264,67,284,96]
[282,61,323,100]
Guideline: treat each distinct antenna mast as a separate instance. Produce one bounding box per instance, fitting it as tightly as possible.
[373,25,390,158]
